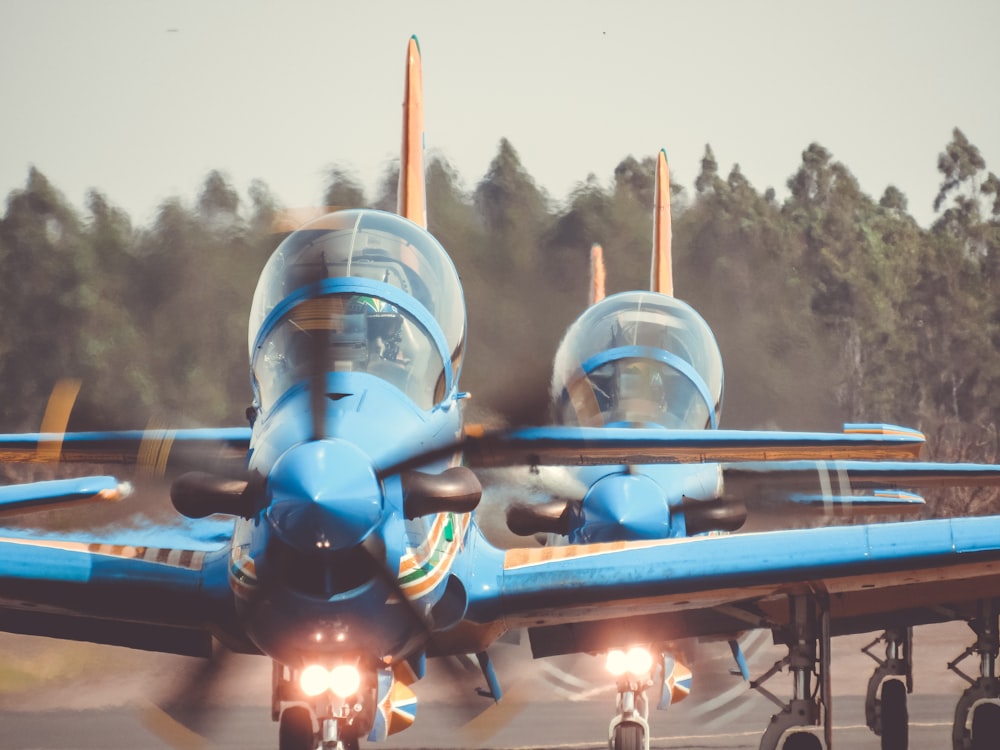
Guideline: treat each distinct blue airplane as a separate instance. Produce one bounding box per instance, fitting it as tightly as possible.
[4,36,1000,750]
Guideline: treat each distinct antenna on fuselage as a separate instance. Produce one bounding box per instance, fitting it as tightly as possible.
[650,149,673,296]
[398,35,427,228]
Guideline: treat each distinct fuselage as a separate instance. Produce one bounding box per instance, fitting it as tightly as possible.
[228,209,474,669]
[546,291,733,544]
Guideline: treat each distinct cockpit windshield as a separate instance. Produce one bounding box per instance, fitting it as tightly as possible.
[551,292,723,429]
[248,210,466,411]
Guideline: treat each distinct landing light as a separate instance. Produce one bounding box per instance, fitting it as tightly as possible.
[299,663,362,698]
[330,664,362,697]
[300,664,331,697]
[605,646,653,677]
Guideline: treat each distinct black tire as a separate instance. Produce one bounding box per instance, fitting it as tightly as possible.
[783,731,822,750]
[613,722,644,750]
[971,702,1000,750]
[279,706,316,750]
[880,679,908,750]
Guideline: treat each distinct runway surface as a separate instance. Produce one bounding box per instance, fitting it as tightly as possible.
[0,621,979,749]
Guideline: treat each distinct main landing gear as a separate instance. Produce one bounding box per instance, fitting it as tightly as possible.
[751,595,830,750]
[745,596,1000,749]
[861,627,912,750]
[948,600,1000,750]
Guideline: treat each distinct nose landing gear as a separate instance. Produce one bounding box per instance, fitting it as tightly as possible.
[273,661,371,750]
[609,683,649,750]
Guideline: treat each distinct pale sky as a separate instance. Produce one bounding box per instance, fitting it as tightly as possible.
[2,0,998,229]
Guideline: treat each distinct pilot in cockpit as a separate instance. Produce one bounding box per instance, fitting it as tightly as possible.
[346,296,406,364]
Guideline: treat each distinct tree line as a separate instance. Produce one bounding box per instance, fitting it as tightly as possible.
[1,129,997,515]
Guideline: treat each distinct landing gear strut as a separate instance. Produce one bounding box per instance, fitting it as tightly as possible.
[752,595,830,750]
[862,627,912,750]
[950,599,1000,750]
[609,674,650,750]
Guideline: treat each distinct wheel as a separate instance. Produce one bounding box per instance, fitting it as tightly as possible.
[279,706,316,750]
[880,679,908,750]
[613,722,644,750]
[971,702,1000,750]
[783,731,822,750]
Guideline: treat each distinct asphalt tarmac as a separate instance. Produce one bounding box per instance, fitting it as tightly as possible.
[0,621,981,749]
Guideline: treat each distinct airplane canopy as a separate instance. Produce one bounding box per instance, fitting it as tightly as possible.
[551,292,723,430]
[248,210,466,411]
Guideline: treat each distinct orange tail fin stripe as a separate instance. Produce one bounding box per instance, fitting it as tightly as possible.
[398,35,427,228]
[589,243,606,306]
[651,149,673,296]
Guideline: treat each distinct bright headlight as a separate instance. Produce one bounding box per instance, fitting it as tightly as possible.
[606,646,653,677]
[300,664,330,697]
[299,663,363,698]
[605,649,628,676]
[329,664,361,698]
[625,646,653,676]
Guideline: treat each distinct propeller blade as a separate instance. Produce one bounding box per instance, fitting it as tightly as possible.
[36,378,81,462]
[140,645,236,749]
[360,535,437,650]
[309,330,329,442]
[457,680,530,744]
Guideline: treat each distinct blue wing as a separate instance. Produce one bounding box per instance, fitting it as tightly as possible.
[0,475,131,516]
[450,514,1000,657]
[0,517,248,656]
[0,426,250,654]
[385,423,925,475]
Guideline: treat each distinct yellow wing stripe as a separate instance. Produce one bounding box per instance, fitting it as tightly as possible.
[0,537,205,570]
[504,535,703,571]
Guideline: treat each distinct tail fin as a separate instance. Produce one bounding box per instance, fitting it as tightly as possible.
[588,244,606,306]
[650,149,673,296]
[398,35,427,228]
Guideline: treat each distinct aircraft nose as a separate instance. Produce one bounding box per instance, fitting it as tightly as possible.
[267,439,383,552]
[581,473,671,542]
